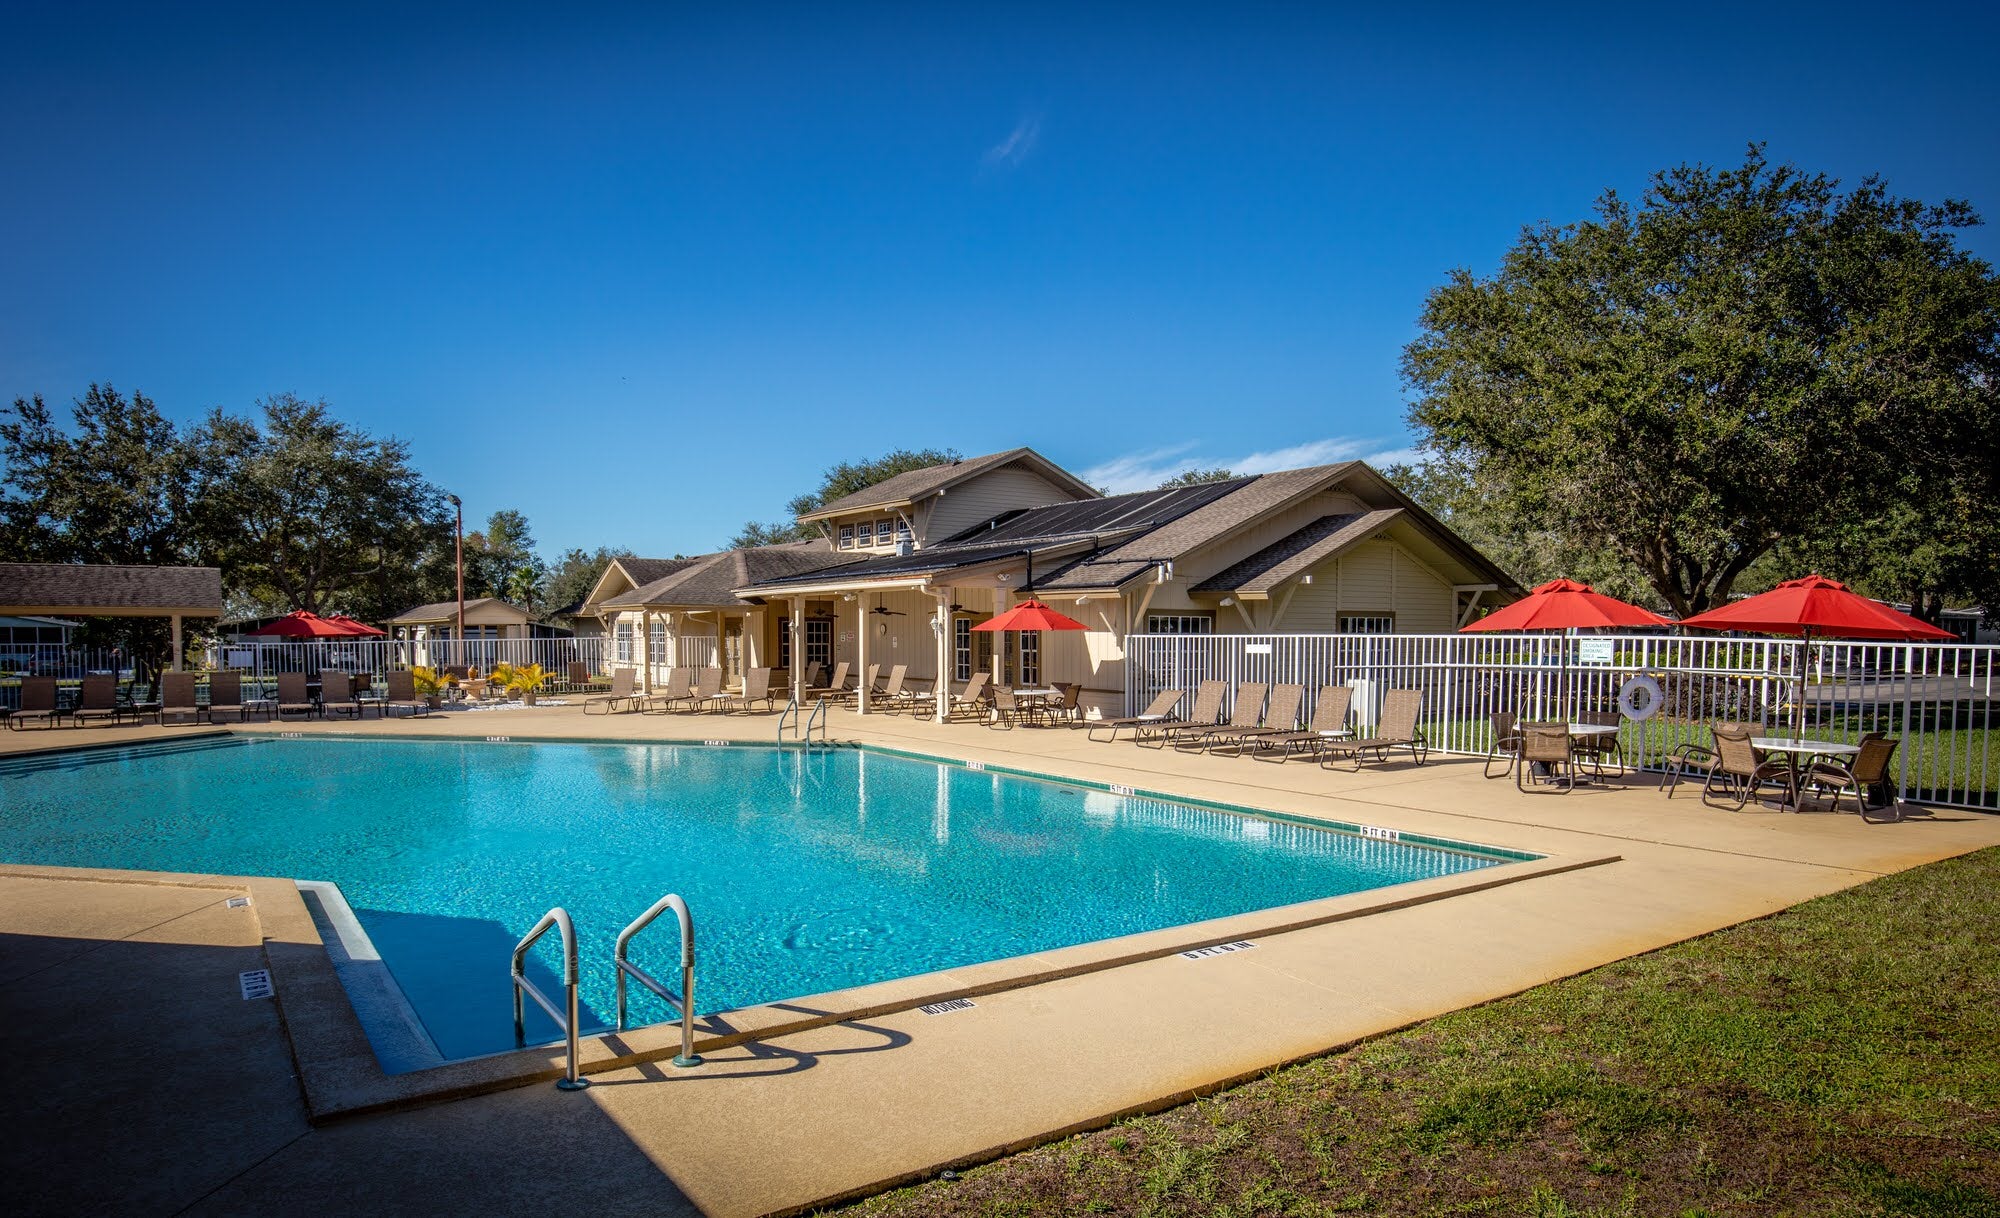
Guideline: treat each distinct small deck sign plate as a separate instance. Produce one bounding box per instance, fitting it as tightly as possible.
[918,998,976,1016]
[1181,941,1256,961]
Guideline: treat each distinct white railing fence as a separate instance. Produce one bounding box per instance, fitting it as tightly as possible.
[0,646,136,683]
[203,636,610,683]
[1126,632,1998,812]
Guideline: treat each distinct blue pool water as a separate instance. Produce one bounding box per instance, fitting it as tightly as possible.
[0,738,1513,1061]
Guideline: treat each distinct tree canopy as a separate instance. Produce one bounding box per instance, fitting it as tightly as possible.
[728,447,961,548]
[1157,467,1236,489]
[1402,147,2000,618]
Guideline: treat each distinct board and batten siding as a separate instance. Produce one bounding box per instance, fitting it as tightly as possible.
[1263,540,1455,633]
[920,467,1080,542]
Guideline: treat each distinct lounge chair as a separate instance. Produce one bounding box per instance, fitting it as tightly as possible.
[800,661,824,693]
[1516,723,1576,792]
[1319,688,1428,770]
[713,667,778,713]
[883,666,932,715]
[70,674,132,727]
[276,672,318,719]
[1796,733,1900,819]
[1087,688,1183,742]
[319,671,378,720]
[805,661,851,702]
[842,664,884,708]
[1136,680,1228,748]
[205,672,264,724]
[1175,682,1272,753]
[871,665,912,714]
[381,670,431,718]
[584,667,639,714]
[8,676,63,729]
[640,666,694,714]
[566,661,607,693]
[1201,683,1306,756]
[1249,686,1355,763]
[947,672,991,721]
[683,667,726,713]
[154,672,205,726]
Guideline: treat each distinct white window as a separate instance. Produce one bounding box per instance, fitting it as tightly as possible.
[874,519,894,546]
[804,618,833,671]
[954,618,972,680]
[649,620,666,665]
[838,525,855,549]
[1146,614,1214,635]
[614,622,634,662]
[1340,614,1395,634]
[1019,632,1040,686]
[777,617,791,669]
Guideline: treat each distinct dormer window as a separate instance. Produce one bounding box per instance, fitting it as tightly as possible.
[838,524,855,550]
[874,519,894,546]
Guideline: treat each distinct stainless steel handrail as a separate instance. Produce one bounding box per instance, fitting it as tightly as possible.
[511,907,589,1090]
[613,892,702,1067]
[804,696,828,745]
[777,695,800,743]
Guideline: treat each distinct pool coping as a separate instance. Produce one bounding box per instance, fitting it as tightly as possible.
[2,732,1620,1123]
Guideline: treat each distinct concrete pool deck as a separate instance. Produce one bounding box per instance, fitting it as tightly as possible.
[5,704,2000,1216]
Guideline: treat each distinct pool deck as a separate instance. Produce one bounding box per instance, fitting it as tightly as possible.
[6,703,1999,1217]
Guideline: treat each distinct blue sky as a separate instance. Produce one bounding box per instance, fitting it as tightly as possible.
[5,2,1997,557]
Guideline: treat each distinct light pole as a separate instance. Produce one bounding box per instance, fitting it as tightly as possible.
[449,494,465,669]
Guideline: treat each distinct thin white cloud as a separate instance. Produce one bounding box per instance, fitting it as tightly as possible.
[982,117,1040,170]
[1081,437,1419,495]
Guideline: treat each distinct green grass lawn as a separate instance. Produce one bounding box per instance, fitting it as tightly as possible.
[829,846,2000,1218]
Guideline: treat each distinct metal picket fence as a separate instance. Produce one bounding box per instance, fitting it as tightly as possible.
[203,636,610,683]
[1126,632,1998,811]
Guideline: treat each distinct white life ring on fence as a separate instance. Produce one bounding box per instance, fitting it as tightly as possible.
[1617,675,1663,722]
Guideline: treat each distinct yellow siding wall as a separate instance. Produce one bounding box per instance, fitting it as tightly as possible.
[920,467,1078,542]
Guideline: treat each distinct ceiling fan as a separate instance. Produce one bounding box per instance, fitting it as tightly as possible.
[869,605,907,617]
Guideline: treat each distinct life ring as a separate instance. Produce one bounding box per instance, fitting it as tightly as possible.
[1617,675,1663,722]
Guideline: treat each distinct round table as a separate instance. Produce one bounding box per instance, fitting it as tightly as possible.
[1751,738,1861,809]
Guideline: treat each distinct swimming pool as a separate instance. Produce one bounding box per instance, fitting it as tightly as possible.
[1,737,1522,1064]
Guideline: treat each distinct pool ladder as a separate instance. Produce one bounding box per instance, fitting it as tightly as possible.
[512,890,702,1090]
[777,694,830,746]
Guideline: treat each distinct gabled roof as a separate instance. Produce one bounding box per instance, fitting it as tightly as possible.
[387,597,530,624]
[0,563,223,616]
[799,447,1099,523]
[1191,510,1403,593]
[603,540,854,609]
[748,481,1240,591]
[618,557,699,585]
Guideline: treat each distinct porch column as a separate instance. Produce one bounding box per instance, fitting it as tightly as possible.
[745,608,764,670]
[932,588,951,723]
[789,596,805,705]
[855,589,871,715]
[640,611,654,695]
[169,614,183,672]
[991,588,1011,688]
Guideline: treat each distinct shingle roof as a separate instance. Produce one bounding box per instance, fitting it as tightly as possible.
[0,563,223,614]
[387,597,529,624]
[1191,510,1402,593]
[603,541,856,608]
[801,448,1097,521]
[618,557,699,585]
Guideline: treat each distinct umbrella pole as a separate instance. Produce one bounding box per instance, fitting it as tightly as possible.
[1795,627,1811,742]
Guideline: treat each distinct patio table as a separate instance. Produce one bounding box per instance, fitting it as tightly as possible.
[1526,722,1623,786]
[1751,737,1861,809]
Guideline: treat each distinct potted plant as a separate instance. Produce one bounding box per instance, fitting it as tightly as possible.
[491,662,551,706]
[410,665,454,710]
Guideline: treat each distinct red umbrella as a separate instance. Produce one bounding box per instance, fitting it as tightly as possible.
[1460,579,1669,721]
[245,610,360,639]
[1460,578,1672,633]
[972,599,1089,634]
[1677,575,1956,642]
[325,614,386,637]
[1679,575,1955,738]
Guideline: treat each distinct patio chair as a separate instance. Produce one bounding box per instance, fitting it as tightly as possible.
[276,671,318,719]
[989,686,1038,729]
[947,672,991,721]
[686,667,726,713]
[584,667,639,714]
[205,672,263,724]
[70,674,131,727]
[8,676,62,729]
[154,672,205,726]
[1516,723,1576,793]
[1796,733,1901,820]
[1203,683,1304,755]
[1483,711,1522,779]
[844,664,884,708]
[640,666,694,713]
[1174,681,1271,753]
[381,670,432,718]
[801,661,824,693]
[873,664,912,714]
[1137,680,1228,748]
[319,671,378,720]
[1087,688,1182,743]
[1047,681,1084,726]
[1320,688,1428,770]
[565,661,607,693]
[1573,710,1626,778]
[1661,720,1767,797]
[713,667,778,714]
[1248,686,1354,763]
[1700,724,1795,810]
